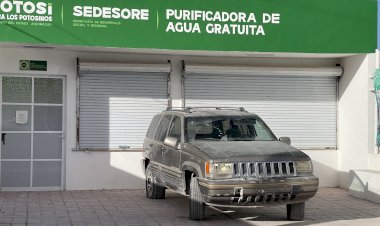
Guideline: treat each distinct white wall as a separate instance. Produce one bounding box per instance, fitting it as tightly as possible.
[338,54,377,189]
[369,155,380,171]
[343,53,380,204]
[303,150,338,187]
[0,46,342,190]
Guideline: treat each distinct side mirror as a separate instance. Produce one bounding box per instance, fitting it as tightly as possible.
[279,137,291,145]
[164,137,179,149]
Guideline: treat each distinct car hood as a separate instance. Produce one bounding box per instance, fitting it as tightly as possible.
[190,141,310,162]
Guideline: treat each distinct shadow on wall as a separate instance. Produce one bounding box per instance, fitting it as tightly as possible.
[309,160,339,187]
[338,54,367,99]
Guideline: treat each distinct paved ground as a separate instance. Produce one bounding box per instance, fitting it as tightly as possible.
[0,188,379,226]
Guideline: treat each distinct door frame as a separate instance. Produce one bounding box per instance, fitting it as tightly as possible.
[0,73,66,191]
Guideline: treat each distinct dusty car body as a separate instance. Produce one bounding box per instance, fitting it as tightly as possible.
[143,107,319,220]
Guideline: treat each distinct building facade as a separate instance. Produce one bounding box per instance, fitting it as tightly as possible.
[0,0,379,202]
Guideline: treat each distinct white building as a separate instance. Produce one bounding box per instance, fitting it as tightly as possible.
[0,0,378,203]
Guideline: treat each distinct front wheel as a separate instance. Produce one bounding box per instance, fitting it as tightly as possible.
[189,176,205,220]
[145,164,165,199]
[286,202,305,221]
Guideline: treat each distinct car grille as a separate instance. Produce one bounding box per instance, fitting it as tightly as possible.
[231,193,297,204]
[233,161,296,178]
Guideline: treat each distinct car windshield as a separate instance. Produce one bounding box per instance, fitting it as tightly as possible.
[185,116,277,142]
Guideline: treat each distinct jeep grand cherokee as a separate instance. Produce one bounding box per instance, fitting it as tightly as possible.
[143,107,318,220]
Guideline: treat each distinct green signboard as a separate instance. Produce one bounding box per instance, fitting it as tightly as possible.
[19,60,47,71]
[0,0,377,53]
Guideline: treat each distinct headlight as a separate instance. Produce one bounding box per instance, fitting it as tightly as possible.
[296,161,312,173]
[206,162,233,179]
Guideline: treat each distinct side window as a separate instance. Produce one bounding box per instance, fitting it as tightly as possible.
[254,122,273,141]
[146,114,162,139]
[167,116,182,140]
[155,115,172,142]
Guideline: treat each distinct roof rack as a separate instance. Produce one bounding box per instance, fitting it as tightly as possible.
[184,107,247,113]
[165,107,247,113]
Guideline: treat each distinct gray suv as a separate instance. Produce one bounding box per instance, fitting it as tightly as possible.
[143,107,318,221]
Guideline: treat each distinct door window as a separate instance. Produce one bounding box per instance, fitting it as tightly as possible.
[167,116,181,140]
[2,77,32,103]
[34,78,63,104]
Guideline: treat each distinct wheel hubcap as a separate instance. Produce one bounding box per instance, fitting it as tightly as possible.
[146,170,153,195]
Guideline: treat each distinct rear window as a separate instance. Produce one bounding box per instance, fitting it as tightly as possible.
[155,115,173,142]
[146,114,162,139]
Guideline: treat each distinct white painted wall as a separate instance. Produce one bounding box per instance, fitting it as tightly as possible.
[303,150,338,187]
[369,155,380,171]
[0,46,343,190]
[338,54,377,189]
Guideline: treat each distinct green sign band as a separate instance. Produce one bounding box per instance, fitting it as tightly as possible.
[0,0,377,53]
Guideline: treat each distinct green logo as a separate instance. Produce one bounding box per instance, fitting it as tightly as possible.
[19,60,29,70]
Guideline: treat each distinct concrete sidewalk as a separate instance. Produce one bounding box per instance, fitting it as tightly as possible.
[0,188,379,226]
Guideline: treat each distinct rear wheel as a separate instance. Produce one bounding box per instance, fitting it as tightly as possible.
[145,164,165,199]
[286,202,305,221]
[189,176,205,220]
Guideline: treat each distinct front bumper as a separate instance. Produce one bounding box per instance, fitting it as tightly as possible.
[199,176,319,207]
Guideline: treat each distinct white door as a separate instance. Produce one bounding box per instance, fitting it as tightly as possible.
[0,75,64,191]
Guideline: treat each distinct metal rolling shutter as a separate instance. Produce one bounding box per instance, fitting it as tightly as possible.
[184,65,341,149]
[78,62,170,150]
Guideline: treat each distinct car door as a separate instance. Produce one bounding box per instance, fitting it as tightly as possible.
[161,115,182,189]
[152,114,173,168]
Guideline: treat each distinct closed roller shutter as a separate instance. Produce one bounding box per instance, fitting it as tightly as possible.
[78,62,170,150]
[184,65,341,149]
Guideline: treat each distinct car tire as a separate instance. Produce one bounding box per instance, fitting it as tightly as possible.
[189,176,205,220]
[286,202,305,221]
[145,164,165,199]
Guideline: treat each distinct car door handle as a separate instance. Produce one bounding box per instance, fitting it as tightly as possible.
[149,144,153,147]
[162,149,168,153]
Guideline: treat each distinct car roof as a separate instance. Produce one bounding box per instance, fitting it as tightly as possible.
[163,107,259,118]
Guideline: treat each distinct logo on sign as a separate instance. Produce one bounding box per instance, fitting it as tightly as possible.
[0,1,52,15]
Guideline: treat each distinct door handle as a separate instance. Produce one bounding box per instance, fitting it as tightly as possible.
[1,133,6,145]
[162,149,168,153]
[149,144,153,147]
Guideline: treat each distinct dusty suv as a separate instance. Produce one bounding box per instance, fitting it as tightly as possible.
[143,107,318,221]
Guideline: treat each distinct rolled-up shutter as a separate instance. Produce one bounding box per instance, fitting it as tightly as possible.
[78,62,170,151]
[184,64,341,149]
